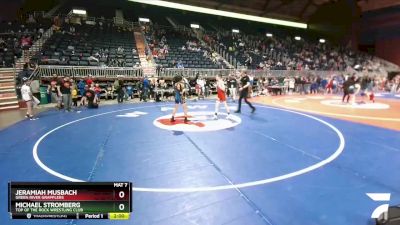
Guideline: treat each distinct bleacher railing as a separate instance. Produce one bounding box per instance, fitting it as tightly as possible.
[157,68,345,78]
[158,68,236,77]
[32,66,385,79]
[33,11,46,18]
[32,66,143,78]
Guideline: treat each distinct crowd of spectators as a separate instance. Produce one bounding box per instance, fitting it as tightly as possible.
[40,74,102,110]
[146,29,169,60]
[34,16,141,67]
[2,12,396,75]
[20,70,399,112]
[250,72,400,98]
[145,25,225,69]
[0,15,50,67]
[204,30,389,75]
[4,13,400,108]
[388,74,400,93]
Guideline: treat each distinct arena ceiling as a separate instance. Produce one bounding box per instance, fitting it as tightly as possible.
[166,0,400,22]
[357,0,400,12]
[167,0,341,22]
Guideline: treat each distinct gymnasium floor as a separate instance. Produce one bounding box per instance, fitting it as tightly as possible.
[0,94,399,225]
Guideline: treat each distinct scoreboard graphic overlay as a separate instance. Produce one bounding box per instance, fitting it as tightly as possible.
[8,182,132,220]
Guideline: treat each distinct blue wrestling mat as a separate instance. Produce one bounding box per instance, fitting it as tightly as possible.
[0,101,399,225]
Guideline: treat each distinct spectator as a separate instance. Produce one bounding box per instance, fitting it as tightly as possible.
[196,76,206,100]
[82,85,98,108]
[283,76,290,94]
[60,76,72,112]
[77,78,86,96]
[163,45,169,54]
[17,63,32,83]
[35,26,44,38]
[29,77,40,101]
[228,74,238,102]
[88,55,99,62]
[86,75,93,87]
[71,86,78,107]
[245,54,252,67]
[114,77,124,103]
[142,76,150,102]
[177,60,184,68]
[126,85,133,99]
[69,26,75,34]
[26,14,36,23]
[94,83,102,101]
[21,77,37,120]
[21,36,32,50]
[47,74,61,108]
[117,46,124,54]
[288,77,295,94]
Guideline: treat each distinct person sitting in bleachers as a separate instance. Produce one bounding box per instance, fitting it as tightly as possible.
[69,26,75,34]
[245,54,252,67]
[0,38,5,48]
[161,35,167,44]
[203,50,208,58]
[117,46,124,54]
[163,45,169,54]
[88,54,99,62]
[177,60,184,68]
[26,14,36,24]
[152,49,158,59]
[52,16,62,31]
[21,36,32,49]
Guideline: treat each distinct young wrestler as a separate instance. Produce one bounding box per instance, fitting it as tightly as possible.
[171,75,189,123]
[214,74,231,120]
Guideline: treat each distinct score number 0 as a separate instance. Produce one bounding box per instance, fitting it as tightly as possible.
[118,191,125,211]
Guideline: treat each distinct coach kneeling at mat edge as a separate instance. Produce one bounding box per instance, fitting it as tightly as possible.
[81,85,99,109]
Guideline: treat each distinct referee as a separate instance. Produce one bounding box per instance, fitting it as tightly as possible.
[235,72,256,113]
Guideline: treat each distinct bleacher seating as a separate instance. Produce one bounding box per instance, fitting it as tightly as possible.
[164,11,392,73]
[149,29,221,69]
[0,4,394,75]
[0,19,51,67]
[215,31,382,72]
[35,22,140,67]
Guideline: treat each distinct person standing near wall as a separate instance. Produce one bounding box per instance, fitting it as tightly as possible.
[48,74,61,109]
[115,77,124,103]
[60,76,72,112]
[30,76,40,102]
[77,78,86,96]
[21,77,37,120]
[142,76,150,102]
[228,74,238,102]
